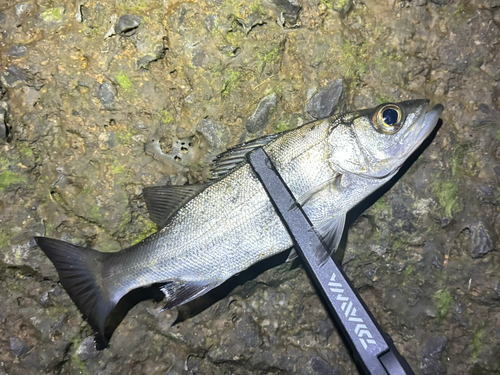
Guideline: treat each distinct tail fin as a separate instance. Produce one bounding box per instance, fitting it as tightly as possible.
[34,237,116,347]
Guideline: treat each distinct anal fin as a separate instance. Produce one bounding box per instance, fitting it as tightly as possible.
[160,280,219,311]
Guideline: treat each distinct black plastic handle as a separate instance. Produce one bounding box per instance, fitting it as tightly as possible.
[247,147,414,375]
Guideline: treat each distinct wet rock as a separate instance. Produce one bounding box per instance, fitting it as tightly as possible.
[420,336,448,375]
[7,44,28,58]
[76,336,101,361]
[306,79,343,120]
[245,93,277,134]
[271,0,302,28]
[15,3,34,17]
[1,66,30,89]
[332,0,353,13]
[471,222,495,258]
[10,336,31,357]
[196,119,231,151]
[134,28,167,69]
[97,82,116,108]
[116,15,142,36]
[309,356,338,374]
[0,101,8,143]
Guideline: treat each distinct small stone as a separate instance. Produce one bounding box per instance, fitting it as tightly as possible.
[76,336,101,361]
[333,0,353,13]
[310,356,337,374]
[196,119,231,150]
[306,79,343,120]
[15,3,33,17]
[271,0,301,28]
[97,82,116,108]
[1,66,30,88]
[0,11,6,24]
[116,15,142,36]
[7,44,28,58]
[471,222,495,258]
[420,336,448,375]
[245,93,277,133]
[10,336,31,357]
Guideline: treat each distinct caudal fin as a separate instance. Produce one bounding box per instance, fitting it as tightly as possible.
[34,237,116,347]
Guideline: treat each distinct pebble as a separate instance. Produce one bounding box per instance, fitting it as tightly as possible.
[10,336,31,357]
[306,79,343,120]
[196,119,231,150]
[471,222,494,258]
[0,10,6,24]
[76,336,101,361]
[7,44,28,58]
[116,15,142,36]
[97,82,116,108]
[1,66,30,88]
[245,93,277,134]
[420,336,448,375]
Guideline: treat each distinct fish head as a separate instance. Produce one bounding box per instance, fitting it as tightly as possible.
[329,99,443,179]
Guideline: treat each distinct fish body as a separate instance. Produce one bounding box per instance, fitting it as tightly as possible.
[35,100,443,346]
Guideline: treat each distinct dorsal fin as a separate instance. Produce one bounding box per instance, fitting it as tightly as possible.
[143,183,210,228]
[210,133,280,179]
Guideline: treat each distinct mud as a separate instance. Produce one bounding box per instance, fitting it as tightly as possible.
[0,0,499,374]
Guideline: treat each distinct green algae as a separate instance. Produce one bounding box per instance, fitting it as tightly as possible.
[221,69,241,98]
[41,7,65,22]
[433,289,452,320]
[471,327,484,360]
[0,170,26,191]
[116,71,134,93]
[161,109,175,124]
[434,180,462,217]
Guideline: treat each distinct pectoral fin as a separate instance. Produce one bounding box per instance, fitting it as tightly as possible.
[160,279,219,311]
[314,213,346,264]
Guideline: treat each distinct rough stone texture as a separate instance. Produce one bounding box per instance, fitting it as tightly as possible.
[246,93,278,134]
[306,79,343,119]
[0,0,499,374]
[115,14,142,36]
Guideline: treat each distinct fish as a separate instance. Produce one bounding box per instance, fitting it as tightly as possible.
[35,99,443,347]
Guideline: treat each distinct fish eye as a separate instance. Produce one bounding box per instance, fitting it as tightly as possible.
[373,104,404,134]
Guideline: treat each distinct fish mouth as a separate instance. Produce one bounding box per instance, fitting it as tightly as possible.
[402,102,444,161]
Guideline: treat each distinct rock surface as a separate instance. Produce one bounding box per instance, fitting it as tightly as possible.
[0,0,499,374]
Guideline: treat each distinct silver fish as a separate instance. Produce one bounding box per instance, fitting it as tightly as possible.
[35,100,443,346]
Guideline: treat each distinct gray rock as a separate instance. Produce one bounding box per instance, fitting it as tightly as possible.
[7,44,28,58]
[271,0,301,28]
[116,15,142,36]
[10,336,31,357]
[97,82,116,108]
[0,101,8,143]
[309,356,338,374]
[196,119,231,150]
[306,79,343,120]
[76,336,101,361]
[15,3,33,17]
[0,11,6,24]
[245,93,277,133]
[1,66,30,88]
[471,222,495,258]
[420,336,448,375]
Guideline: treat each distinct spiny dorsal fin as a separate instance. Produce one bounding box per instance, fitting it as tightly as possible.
[210,133,280,179]
[143,183,210,228]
